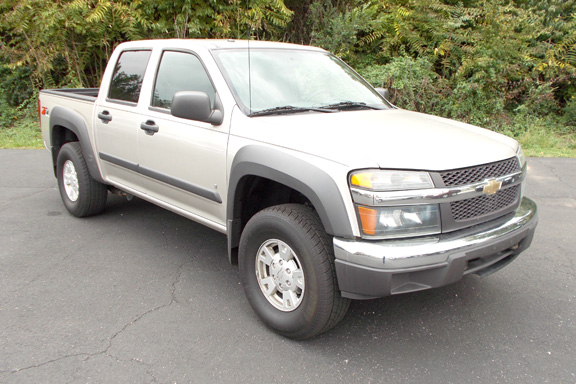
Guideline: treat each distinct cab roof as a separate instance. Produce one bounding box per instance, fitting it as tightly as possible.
[115,39,326,53]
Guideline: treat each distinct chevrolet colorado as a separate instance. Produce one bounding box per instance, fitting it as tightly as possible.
[39,39,538,339]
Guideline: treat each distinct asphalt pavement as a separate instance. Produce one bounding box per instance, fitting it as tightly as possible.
[0,149,575,384]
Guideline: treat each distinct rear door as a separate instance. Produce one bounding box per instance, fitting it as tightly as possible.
[94,49,151,188]
[136,49,229,226]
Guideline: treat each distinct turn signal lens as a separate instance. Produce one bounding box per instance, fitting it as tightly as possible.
[356,204,441,239]
[350,170,433,191]
[517,145,526,168]
[350,173,373,189]
[357,206,377,235]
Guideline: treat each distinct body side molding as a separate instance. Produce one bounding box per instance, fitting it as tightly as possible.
[99,152,222,204]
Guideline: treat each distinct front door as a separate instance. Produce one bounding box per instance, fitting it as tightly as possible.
[136,50,228,227]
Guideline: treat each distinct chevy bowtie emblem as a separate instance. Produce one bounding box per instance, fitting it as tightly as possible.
[483,179,502,195]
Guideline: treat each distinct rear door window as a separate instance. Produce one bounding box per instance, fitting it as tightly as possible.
[108,50,152,103]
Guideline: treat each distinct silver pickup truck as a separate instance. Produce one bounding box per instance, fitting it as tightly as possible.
[39,39,538,339]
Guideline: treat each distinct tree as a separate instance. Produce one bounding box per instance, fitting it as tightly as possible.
[1,0,293,89]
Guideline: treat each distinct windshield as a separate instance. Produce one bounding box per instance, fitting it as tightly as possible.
[212,48,389,116]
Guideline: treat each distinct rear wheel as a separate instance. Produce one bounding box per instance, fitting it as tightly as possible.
[239,204,350,339]
[56,142,107,217]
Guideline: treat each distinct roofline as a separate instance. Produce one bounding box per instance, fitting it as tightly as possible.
[115,39,327,53]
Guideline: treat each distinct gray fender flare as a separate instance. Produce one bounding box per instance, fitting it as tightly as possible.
[227,145,354,253]
[49,106,105,184]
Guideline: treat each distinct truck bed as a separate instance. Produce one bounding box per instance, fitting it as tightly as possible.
[41,88,99,102]
[39,88,99,153]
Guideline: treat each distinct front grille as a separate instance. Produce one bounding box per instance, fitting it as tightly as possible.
[450,185,520,221]
[440,158,520,187]
[437,158,524,232]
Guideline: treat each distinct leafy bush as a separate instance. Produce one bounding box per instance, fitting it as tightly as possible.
[0,62,34,128]
[0,112,42,149]
[359,56,450,114]
[307,0,370,61]
[0,65,33,107]
[563,97,576,128]
[505,113,576,157]
[1,0,575,154]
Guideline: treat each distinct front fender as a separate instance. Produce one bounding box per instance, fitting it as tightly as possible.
[228,145,354,239]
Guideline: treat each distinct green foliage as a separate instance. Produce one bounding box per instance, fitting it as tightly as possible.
[2,0,143,88]
[359,56,450,113]
[515,82,560,118]
[0,93,20,129]
[307,0,369,61]
[503,113,576,157]
[563,96,576,127]
[306,0,576,132]
[0,113,42,149]
[0,63,33,107]
[138,0,292,40]
[0,60,36,130]
[1,0,575,155]
[1,0,293,89]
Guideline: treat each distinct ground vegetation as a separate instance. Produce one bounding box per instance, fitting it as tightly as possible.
[1,0,575,155]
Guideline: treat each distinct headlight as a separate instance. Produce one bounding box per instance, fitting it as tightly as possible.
[517,145,526,169]
[357,204,441,239]
[349,170,440,239]
[516,145,526,200]
[350,170,433,191]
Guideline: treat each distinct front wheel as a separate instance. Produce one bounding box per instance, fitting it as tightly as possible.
[56,142,107,217]
[239,204,350,339]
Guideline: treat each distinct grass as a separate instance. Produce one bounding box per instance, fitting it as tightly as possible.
[1,110,575,157]
[517,129,576,157]
[497,114,576,158]
[0,114,43,149]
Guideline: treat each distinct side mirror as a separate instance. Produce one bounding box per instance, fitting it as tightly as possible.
[171,91,223,125]
[375,88,390,100]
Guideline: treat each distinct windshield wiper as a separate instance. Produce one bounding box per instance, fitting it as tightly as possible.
[249,105,337,117]
[322,101,382,111]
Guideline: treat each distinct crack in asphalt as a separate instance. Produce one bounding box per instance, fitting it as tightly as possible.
[1,226,109,301]
[97,260,187,382]
[1,353,92,375]
[100,259,186,349]
[2,259,187,382]
[0,187,54,212]
[556,244,576,278]
[531,159,576,194]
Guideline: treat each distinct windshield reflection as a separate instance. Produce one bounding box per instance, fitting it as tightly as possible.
[213,49,389,116]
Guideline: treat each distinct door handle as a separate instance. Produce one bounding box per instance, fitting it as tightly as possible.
[140,120,160,136]
[98,111,112,123]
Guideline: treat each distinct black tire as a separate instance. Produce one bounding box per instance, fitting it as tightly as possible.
[56,142,107,217]
[239,204,350,340]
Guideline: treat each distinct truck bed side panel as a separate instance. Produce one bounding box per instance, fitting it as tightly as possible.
[39,90,104,183]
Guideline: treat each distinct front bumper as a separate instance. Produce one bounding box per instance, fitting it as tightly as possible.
[333,197,538,300]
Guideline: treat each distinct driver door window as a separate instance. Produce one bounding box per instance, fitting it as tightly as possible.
[152,51,216,110]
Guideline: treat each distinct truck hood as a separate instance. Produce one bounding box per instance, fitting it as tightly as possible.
[232,108,519,171]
